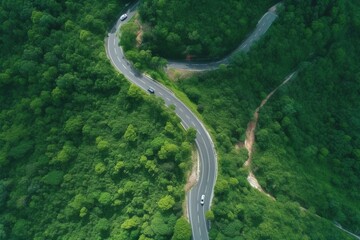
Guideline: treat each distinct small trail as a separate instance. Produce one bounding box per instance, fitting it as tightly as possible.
[241,72,360,239]
[243,72,297,197]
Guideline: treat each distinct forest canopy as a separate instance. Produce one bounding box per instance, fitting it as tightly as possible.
[0,0,192,239]
[138,0,278,59]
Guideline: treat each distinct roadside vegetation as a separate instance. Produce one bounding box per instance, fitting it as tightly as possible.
[127,0,360,239]
[120,16,168,72]
[138,0,278,60]
[176,0,360,238]
[0,0,192,239]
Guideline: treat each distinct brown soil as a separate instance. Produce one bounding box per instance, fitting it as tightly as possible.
[185,149,199,192]
[235,141,244,150]
[135,17,143,47]
[242,72,296,197]
[183,149,199,220]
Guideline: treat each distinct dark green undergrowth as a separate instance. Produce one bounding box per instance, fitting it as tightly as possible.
[0,0,192,239]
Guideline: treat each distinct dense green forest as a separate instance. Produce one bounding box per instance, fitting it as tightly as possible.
[173,0,360,238]
[2,0,360,238]
[138,0,278,59]
[0,0,192,239]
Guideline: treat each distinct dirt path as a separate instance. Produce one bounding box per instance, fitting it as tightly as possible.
[243,72,297,197]
[183,149,199,220]
[241,72,360,238]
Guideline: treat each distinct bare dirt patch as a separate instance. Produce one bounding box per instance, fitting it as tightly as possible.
[241,72,297,197]
[185,149,199,192]
[183,148,199,220]
[134,17,143,47]
[235,141,244,150]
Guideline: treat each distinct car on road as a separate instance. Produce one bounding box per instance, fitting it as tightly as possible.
[200,195,205,205]
[120,14,128,21]
[147,87,155,94]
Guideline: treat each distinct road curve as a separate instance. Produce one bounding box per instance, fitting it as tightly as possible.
[105,3,217,240]
[105,3,360,240]
[167,7,278,71]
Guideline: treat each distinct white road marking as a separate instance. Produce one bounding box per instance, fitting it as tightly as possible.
[181,121,189,129]
[186,114,190,119]
[140,79,145,84]
[122,64,127,70]
[107,5,278,240]
[188,189,196,238]
[158,92,163,96]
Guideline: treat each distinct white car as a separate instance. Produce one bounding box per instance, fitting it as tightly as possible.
[120,14,128,21]
[200,195,205,205]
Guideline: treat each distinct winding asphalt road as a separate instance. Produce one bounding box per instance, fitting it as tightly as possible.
[106,4,217,240]
[105,3,277,240]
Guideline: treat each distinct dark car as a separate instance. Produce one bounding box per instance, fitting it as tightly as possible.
[147,87,155,94]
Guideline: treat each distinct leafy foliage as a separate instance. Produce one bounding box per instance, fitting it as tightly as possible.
[172,0,359,238]
[172,217,191,240]
[138,0,277,59]
[158,195,175,211]
[42,170,64,186]
[120,19,168,72]
[0,0,192,239]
